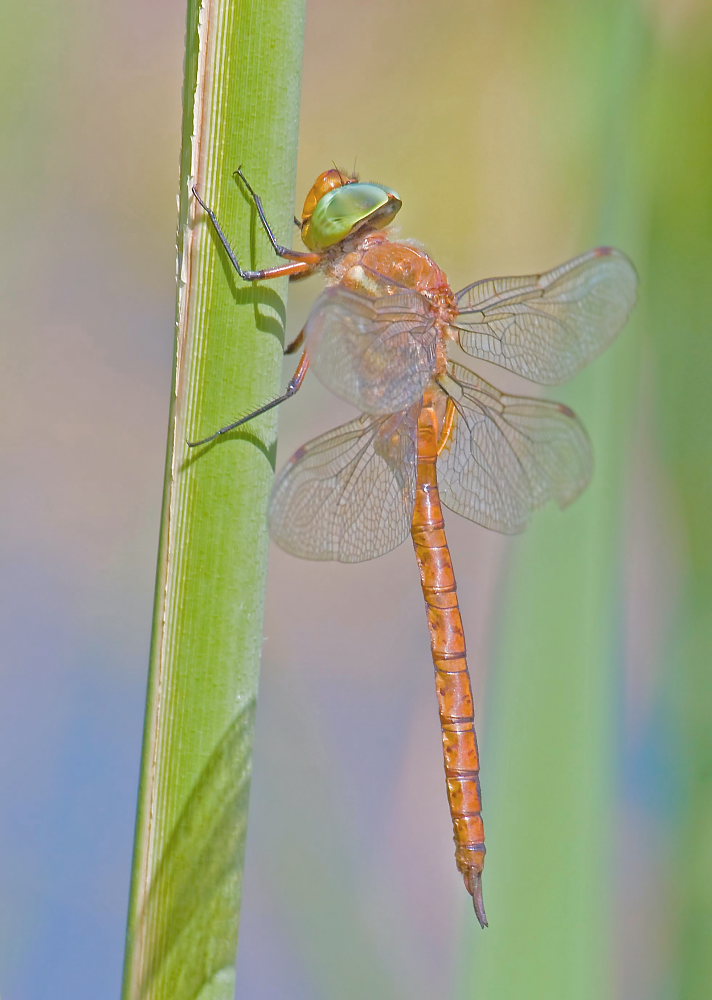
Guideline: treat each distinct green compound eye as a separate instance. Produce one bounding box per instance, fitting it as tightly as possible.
[305,182,402,250]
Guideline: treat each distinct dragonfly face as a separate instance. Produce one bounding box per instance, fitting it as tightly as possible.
[300,170,402,250]
[191,168,638,926]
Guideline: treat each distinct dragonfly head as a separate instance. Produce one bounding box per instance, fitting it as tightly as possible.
[301,169,402,251]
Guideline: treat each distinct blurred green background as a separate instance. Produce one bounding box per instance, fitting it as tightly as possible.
[1,0,711,997]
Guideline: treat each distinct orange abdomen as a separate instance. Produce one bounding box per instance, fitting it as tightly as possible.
[411,401,487,926]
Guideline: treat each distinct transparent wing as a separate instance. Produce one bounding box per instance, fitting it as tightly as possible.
[437,362,593,533]
[454,247,637,384]
[269,407,419,563]
[305,285,438,414]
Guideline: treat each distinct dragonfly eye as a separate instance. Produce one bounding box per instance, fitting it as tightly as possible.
[301,168,354,222]
[302,182,402,251]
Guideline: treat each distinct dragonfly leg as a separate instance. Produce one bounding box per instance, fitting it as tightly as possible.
[187,349,310,447]
[234,166,320,263]
[436,398,458,456]
[192,187,316,281]
[284,328,305,355]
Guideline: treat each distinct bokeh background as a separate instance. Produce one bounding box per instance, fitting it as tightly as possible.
[2,0,711,997]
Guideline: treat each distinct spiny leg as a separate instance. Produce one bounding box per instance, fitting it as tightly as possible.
[284,328,305,355]
[234,166,319,263]
[190,180,316,446]
[192,187,314,282]
[436,398,458,456]
[188,350,310,448]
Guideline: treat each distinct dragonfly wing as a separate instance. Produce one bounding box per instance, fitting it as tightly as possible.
[269,407,419,562]
[437,362,592,533]
[305,285,438,414]
[454,247,637,384]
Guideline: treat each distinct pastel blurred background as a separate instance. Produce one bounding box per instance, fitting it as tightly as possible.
[2,0,711,997]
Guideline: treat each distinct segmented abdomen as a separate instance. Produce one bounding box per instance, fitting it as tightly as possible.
[411,402,487,926]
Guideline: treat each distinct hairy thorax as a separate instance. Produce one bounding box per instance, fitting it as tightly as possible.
[321,230,458,378]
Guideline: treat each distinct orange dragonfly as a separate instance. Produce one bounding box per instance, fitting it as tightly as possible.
[191,167,637,926]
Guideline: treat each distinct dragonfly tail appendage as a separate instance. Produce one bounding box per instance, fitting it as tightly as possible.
[412,401,487,928]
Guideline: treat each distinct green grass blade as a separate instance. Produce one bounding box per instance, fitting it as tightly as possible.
[122,2,306,998]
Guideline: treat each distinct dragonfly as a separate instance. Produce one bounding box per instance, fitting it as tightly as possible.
[190,167,637,926]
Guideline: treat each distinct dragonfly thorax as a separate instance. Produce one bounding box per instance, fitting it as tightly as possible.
[327,237,457,311]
